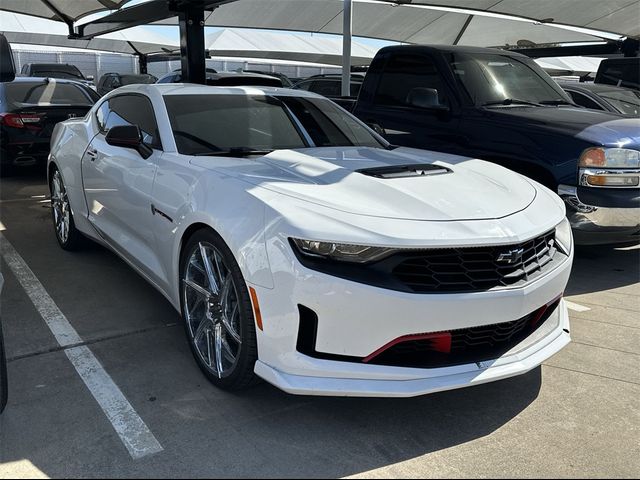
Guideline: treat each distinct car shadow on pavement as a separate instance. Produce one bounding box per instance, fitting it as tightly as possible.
[566,244,639,296]
[199,369,543,478]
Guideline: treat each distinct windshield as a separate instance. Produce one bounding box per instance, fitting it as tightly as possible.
[163,94,384,155]
[599,89,640,116]
[450,52,571,106]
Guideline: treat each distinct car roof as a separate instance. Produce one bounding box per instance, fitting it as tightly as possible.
[115,83,326,99]
[379,44,529,59]
[9,76,89,86]
[25,63,78,68]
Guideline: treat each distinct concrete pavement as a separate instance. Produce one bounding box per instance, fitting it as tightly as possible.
[1,167,638,478]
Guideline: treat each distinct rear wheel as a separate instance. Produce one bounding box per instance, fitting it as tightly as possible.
[180,229,258,390]
[50,168,84,250]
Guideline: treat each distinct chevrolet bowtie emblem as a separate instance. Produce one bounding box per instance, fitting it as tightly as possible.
[496,247,524,264]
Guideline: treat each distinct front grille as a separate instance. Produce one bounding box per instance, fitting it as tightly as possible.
[392,230,558,293]
[366,298,560,369]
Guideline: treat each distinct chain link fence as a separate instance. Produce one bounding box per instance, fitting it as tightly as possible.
[13,49,341,84]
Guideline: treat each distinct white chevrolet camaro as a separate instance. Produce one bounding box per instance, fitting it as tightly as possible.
[49,84,573,397]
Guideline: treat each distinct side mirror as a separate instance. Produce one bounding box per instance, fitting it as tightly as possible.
[105,125,152,159]
[0,33,16,83]
[406,87,449,112]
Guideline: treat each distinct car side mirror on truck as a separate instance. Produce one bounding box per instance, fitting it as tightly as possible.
[406,87,450,113]
[105,125,153,159]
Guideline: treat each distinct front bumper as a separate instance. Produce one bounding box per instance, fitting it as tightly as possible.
[559,184,640,245]
[255,302,570,397]
[252,238,573,397]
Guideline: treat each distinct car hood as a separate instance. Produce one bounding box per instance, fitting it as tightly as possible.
[193,147,537,221]
[486,106,640,148]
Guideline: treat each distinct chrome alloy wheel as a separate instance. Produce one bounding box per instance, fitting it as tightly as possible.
[51,170,71,244]
[182,242,242,378]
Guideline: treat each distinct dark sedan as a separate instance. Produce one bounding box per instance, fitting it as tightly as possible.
[0,77,99,173]
[557,81,640,117]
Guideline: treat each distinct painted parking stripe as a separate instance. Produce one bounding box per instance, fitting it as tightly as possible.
[0,233,163,460]
[565,300,591,312]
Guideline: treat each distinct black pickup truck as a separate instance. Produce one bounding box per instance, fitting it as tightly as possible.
[337,45,640,245]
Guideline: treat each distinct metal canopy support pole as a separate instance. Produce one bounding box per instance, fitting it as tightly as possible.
[178,5,206,84]
[341,0,352,97]
[139,54,148,74]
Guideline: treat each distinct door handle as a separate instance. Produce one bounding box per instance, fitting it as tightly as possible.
[86,148,98,161]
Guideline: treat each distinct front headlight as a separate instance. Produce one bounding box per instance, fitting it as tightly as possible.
[290,238,394,263]
[579,148,640,188]
[579,147,640,169]
[555,217,573,255]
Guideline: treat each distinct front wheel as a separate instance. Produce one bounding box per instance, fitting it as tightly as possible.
[50,168,84,250]
[180,229,259,390]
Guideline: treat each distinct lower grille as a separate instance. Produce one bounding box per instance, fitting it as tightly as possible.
[296,299,561,369]
[365,298,561,369]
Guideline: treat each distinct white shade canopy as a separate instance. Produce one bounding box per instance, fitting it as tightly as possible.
[154,0,637,47]
[0,11,177,55]
[0,0,132,22]
[206,28,379,66]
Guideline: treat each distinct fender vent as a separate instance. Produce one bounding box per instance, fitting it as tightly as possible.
[357,164,452,179]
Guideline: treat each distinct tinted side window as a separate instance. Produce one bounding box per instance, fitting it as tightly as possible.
[375,54,448,107]
[103,95,162,149]
[294,80,313,91]
[566,91,603,110]
[95,101,109,131]
[311,80,341,97]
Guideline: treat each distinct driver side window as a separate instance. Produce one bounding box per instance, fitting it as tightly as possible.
[100,95,162,150]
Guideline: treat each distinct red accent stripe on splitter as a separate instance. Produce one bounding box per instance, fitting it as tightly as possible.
[362,331,452,363]
[531,293,564,327]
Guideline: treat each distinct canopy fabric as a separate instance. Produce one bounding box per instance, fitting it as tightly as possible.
[0,11,177,55]
[0,0,132,22]
[152,0,622,47]
[206,28,378,66]
[396,0,640,39]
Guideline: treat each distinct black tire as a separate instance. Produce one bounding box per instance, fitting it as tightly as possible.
[179,228,259,390]
[49,167,84,251]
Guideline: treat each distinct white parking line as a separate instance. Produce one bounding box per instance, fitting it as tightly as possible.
[0,233,163,460]
[565,300,591,312]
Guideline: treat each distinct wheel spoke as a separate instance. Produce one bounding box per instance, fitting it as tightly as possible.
[222,303,241,344]
[183,278,211,299]
[213,250,226,285]
[220,334,236,362]
[219,275,233,310]
[199,243,220,295]
[186,295,204,320]
[193,317,210,344]
[205,329,213,367]
[214,324,223,379]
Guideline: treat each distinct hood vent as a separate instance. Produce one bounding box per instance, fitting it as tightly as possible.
[357,163,452,179]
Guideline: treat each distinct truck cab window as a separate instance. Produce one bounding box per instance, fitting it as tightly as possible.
[375,54,449,108]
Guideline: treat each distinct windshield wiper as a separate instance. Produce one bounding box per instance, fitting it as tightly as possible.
[482,98,543,107]
[193,147,274,157]
[539,99,575,106]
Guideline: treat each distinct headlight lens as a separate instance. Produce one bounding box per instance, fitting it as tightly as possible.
[555,217,573,255]
[579,147,640,168]
[291,238,394,263]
